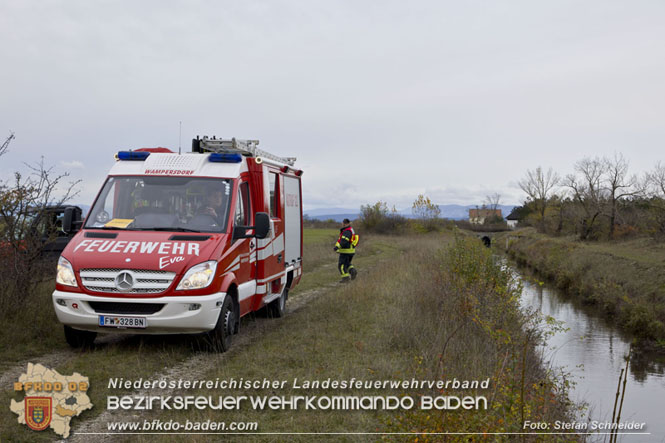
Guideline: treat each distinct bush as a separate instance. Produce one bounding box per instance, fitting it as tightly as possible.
[359,201,408,234]
[455,219,511,232]
[411,194,441,232]
[302,216,340,229]
[0,133,79,314]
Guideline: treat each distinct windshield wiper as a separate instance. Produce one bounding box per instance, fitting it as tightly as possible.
[154,227,203,232]
[128,227,204,233]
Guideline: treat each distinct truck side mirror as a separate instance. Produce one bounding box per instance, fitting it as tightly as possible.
[232,225,247,240]
[232,212,271,240]
[63,207,82,234]
[254,212,270,239]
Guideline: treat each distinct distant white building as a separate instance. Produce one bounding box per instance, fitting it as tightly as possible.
[506,208,521,229]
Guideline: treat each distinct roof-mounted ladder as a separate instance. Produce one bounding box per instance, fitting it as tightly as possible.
[193,136,297,167]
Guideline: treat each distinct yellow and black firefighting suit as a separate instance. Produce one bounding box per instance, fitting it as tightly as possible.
[334,226,359,279]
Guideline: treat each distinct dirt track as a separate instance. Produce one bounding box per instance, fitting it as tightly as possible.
[66,282,339,441]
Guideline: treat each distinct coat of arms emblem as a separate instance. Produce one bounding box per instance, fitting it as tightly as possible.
[25,397,52,431]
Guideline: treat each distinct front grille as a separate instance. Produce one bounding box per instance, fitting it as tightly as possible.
[88,301,165,315]
[79,269,176,294]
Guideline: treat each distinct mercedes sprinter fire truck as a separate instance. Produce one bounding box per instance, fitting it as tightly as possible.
[52,137,303,351]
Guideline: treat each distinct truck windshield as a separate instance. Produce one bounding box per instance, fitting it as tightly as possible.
[84,176,233,233]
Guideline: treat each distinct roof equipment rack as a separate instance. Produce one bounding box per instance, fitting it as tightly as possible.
[192,136,296,167]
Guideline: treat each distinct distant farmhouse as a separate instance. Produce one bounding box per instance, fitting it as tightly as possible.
[506,210,520,228]
[505,206,525,229]
[468,208,502,225]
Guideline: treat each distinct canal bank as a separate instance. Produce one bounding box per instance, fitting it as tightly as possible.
[496,229,665,351]
[508,260,665,442]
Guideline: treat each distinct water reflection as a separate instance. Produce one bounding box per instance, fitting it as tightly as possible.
[513,267,665,442]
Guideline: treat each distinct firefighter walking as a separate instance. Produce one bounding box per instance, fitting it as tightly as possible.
[334,219,359,283]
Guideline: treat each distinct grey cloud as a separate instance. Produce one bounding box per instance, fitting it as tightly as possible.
[1,1,664,210]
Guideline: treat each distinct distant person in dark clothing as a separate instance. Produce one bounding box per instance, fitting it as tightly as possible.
[333,219,359,283]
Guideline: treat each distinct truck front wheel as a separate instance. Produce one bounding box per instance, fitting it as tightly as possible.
[208,295,235,352]
[64,325,96,349]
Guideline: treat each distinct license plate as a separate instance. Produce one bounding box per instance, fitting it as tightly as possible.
[98,315,146,329]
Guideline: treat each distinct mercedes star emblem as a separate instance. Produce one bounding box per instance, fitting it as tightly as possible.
[115,271,135,291]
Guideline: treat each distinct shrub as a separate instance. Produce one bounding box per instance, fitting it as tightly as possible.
[0,133,79,313]
[412,194,441,232]
[359,201,408,234]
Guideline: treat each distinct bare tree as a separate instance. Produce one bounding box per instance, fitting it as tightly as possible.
[603,153,642,238]
[566,157,606,240]
[518,167,560,226]
[484,193,501,211]
[0,134,80,310]
[649,162,665,196]
[0,132,14,157]
[646,162,665,234]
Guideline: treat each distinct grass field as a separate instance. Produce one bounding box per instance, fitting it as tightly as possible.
[1,229,579,442]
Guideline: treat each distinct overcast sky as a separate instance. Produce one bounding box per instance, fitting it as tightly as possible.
[2,0,664,211]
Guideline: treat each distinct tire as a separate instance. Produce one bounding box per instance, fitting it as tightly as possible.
[64,325,96,349]
[267,287,288,318]
[207,295,236,352]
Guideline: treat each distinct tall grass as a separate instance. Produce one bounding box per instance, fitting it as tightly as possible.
[136,232,578,441]
[381,235,578,439]
[0,280,68,363]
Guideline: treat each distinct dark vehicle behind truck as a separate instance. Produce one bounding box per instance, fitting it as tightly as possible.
[0,205,83,259]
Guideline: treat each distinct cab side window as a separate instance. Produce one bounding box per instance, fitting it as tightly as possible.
[269,172,279,218]
[234,182,251,226]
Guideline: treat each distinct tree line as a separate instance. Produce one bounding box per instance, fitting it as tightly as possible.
[516,153,665,240]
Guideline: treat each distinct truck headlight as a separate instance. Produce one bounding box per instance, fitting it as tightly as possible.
[56,257,78,287]
[177,261,217,290]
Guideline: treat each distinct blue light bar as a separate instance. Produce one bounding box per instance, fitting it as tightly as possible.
[209,153,242,163]
[117,151,151,161]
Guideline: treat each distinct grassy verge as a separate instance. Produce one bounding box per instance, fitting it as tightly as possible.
[0,229,395,441]
[497,228,665,350]
[302,228,339,273]
[1,229,579,441]
[130,232,578,442]
[0,280,70,363]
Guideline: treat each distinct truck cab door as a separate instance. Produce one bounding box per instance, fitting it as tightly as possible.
[232,181,257,316]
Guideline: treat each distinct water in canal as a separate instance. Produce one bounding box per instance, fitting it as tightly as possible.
[513,264,665,442]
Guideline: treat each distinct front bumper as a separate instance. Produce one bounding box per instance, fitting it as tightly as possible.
[52,290,226,334]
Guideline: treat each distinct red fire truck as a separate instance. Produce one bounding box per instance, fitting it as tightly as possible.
[52,137,303,351]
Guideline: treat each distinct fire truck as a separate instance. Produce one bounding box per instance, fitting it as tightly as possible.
[52,137,303,351]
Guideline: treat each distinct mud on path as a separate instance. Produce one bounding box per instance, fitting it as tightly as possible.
[67,281,341,441]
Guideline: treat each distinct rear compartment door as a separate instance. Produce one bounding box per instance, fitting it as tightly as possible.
[283,176,302,266]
